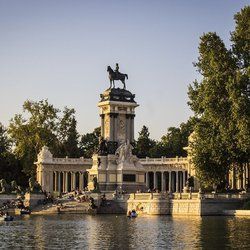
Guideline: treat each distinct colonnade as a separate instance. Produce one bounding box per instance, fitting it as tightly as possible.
[230,164,250,190]
[145,171,188,193]
[53,171,88,193]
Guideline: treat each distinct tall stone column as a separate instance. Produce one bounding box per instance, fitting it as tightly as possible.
[49,171,53,193]
[176,171,179,192]
[100,114,105,137]
[126,114,131,142]
[54,172,58,192]
[113,113,118,142]
[169,171,172,192]
[109,114,114,141]
[161,172,165,191]
[65,172,68,193]
[70,172,74,191]
[72,172,76,190]
[154,172,157,189]
[183,171,186,191]
[145,172,149,188]
[58,172,61,193]
[79,172,84,190]
[62,172,65,193]
[131,114,135,141]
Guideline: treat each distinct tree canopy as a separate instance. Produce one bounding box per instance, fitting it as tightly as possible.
[188,6,250,187]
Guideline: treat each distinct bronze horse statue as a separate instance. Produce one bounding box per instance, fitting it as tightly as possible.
[107,66,128,89]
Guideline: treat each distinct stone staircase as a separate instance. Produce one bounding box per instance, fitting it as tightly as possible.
[31,200,95,215]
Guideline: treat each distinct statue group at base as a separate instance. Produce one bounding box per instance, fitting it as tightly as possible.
[115,140,137,165]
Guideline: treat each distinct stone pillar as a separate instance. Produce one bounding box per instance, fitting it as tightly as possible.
[145,172,149,188]
[49,171,53,193]
[169,171,172,192]
[113,113,118,142]
[154,172,157,189]
[176,171,179,192]
[79,172,84,191]
[131,114,135,141]
[109,114,114,141]
[100,114,105,137]
[71,172,74,191]
[161,172,165,191]
[54,172,58,192]
[73,172,76,190]
[126,114,131,142]
[58,172,61,193]
[65,172,68,193]
[183,171,186,191]
[62,172,65,193]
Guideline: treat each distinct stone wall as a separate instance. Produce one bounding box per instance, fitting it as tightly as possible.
[127,193,169,215]
[24,193,46,209]
[126,192,245,216]
[169,197,243,216]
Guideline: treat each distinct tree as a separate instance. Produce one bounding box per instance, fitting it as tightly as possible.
[80,127,101,158]
[8,100,59,176]
[57,107,80,157]
[134,126,155,158]
[149,118,196,158]
[188,7,250,188]
[0,123,27,185]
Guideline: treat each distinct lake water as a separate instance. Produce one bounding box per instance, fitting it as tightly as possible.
[0,215,250,249]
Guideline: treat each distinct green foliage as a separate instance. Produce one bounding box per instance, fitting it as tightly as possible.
[8,100,82,178]
[0,123,28,185]
[8,100,59,176]
[134,120,196,158]
[188,6,250,187]
[80,127,101,158]
[243,200,250,210]
[57,107,80,157]
[134,126,156,158]
[161,118,196,157]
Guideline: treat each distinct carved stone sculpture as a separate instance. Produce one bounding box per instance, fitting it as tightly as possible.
[115,140,134,164]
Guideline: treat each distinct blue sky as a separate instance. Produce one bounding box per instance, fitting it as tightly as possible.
[0,1,249,139]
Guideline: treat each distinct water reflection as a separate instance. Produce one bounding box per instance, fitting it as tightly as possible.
[0,215,249,249]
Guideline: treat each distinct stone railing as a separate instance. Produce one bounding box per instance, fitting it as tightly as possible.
[129,192,168,200]
[139,156,188,164]
[52,157,92,165]
[171,192,250,200]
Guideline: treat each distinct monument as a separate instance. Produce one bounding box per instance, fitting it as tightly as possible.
[88,64,145,192]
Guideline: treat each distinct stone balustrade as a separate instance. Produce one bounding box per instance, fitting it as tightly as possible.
[51,157,92,165]
[139,156,188,164]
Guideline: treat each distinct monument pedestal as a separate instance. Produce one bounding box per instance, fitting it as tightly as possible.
[88,152,146,192]
[88,87,146,192]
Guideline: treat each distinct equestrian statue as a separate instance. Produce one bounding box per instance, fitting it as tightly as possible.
[107,63,128,89]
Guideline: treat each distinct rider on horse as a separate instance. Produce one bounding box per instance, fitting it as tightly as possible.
[115,63,120,77]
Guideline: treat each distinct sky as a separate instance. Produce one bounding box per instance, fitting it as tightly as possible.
[0,1,249,140]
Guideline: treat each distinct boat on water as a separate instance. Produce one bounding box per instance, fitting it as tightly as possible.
[0,215,14,221]
[127,210,138,218]
[20,209,31,215]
